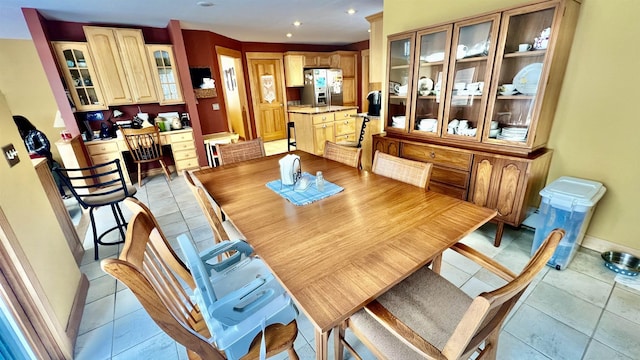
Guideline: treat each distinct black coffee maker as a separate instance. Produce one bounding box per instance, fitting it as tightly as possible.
[367,91,381,116]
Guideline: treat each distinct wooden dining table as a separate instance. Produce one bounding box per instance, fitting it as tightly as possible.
[193,151,496,359]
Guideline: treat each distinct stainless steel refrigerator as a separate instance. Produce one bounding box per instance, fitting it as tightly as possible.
[301,68,343,107]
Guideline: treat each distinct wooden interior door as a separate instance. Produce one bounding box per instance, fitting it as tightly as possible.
[246,54,287,142]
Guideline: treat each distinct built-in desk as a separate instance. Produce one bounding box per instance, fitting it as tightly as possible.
[57,128,198,185]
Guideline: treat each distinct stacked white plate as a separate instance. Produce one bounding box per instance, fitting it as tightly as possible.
[497,127,528,141]
[417,118,437,132]
[392,116,406,128]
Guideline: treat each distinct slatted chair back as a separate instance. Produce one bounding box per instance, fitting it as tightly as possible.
[183,170,230,243]
[215,138,266,165]
[323,141,362,168]
[371,150,432,189]
[121,125,171,185]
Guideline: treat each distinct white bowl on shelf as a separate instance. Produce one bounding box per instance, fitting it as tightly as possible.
[489,129,500,138]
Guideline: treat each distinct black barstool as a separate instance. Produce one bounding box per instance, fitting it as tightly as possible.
[55,159,137,260]
[287,122,296,151]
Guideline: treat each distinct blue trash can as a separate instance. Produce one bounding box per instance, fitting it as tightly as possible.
[531,176,606,270]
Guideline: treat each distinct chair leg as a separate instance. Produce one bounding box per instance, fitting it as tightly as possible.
[159,159,172,182]
[90,203,128,261]
[287,347,299,360]
[138,163,142,187]
[89,207,100,260]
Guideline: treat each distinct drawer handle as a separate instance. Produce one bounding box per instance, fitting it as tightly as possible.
[322,124,327,128]
[430,152,436,159]
[344,121,349,124]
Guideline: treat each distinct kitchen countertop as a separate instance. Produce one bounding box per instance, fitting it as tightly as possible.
[287,105,358,114]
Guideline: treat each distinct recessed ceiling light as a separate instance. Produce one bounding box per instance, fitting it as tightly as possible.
[347,8,357,15]
[293,21,302,27]
[196,1,214,7]
[286,33,293,38]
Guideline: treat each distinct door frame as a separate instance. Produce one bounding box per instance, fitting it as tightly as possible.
[245,52,288,140]
[215,46,252,140]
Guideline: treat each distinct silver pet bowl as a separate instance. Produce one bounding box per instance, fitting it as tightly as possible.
[601,251,640,276]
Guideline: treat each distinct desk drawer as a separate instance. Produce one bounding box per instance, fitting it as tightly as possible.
[334,119,356,136]
[172,140,195,152]
[173,149,197,161]
[91,153,119,166]
[169,132,194,143]
[402,143,472,171]
[312,113,334,125]
[86,142,119,155]
[175,158,199,171]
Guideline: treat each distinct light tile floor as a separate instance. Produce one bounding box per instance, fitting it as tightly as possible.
[73,140,640,360]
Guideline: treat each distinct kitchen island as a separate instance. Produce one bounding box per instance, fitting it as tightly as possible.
[288,105,358,157]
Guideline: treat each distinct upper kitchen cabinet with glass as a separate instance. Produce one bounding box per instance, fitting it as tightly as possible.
[53,42,107,111]
[442,14,500,143]
[146,45,184,105]
[385,33,415,133]
[410,25,453,138]
[483,0,581,153]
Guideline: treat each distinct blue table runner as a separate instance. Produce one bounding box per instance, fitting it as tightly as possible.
[266,172,343,206]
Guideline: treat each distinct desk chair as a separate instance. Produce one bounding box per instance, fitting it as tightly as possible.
[335,229,564,360]
[215,138,265,165]
[372,150,432,189]
[54,159,136,260]
[323,141,362,168]
[101,211,299,360]
[121,125,171,186]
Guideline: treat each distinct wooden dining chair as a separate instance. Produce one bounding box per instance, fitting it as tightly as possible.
[215,138,266,165]
[121,125,172,186]
[182,170,244,242]
[323,140,362,168]
[335,228,565,360]
[371,150,432,188]
[101,211,299,360]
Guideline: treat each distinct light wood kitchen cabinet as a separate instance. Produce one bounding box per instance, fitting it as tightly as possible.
[313,122,334,155]
[289,107,357,155]
[146,45,184,105]
[52,42,107,111]
[469,150,552,245]
[84,26,158,105]
[284,53,305,87]
[366,12,384,86]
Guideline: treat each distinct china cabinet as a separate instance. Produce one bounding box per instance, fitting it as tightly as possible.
[378,0,580,246]
[52,42,107,111]
[84,26,158,105]
[146,45,184,105]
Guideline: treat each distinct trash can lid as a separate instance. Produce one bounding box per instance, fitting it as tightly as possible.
[540,176,606,210]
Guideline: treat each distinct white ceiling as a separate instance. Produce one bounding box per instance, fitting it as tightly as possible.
[0,0,383,45]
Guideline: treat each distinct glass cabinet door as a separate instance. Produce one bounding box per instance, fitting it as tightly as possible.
[483,5,557,146]
[442,14,500,142]
[147,45,184,105]
[411,25,452,137]
[53,42,107,111]
[385,33,415,132]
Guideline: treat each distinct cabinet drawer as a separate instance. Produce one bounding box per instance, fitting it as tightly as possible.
[334,119,356,136]
[91,153,118,166]
[431,165,469,189]
[169,131,194,143]
[171,140,195,152]
[335,134,356,143]
[428,181,467,200]
[312,113,334,124]
[334,109,357,120]
[175,158,199,171]
[86,142,119,155]
[173,149,197,161]
[402,143,472,171]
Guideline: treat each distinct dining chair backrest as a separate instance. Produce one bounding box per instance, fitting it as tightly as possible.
[101,211,299,360]
[121,125,171,185]
[122,197,194,289]
[323,141,362,168]
[183,170,229,243]
[371,150,432,189]
[215,138,266,165]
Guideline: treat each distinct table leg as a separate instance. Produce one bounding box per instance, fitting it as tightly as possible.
[315,327,329,360]
[431,253,442,274]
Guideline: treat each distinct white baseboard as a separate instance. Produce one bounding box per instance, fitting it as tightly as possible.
[581,235,640,256]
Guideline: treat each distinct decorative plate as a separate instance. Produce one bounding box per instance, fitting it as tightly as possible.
[418,77,434,91]
[513,63,543,95]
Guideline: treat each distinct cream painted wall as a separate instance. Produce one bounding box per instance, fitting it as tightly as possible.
[0,92,81,328]
[0,39,62,161]
[384,0,640,250]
